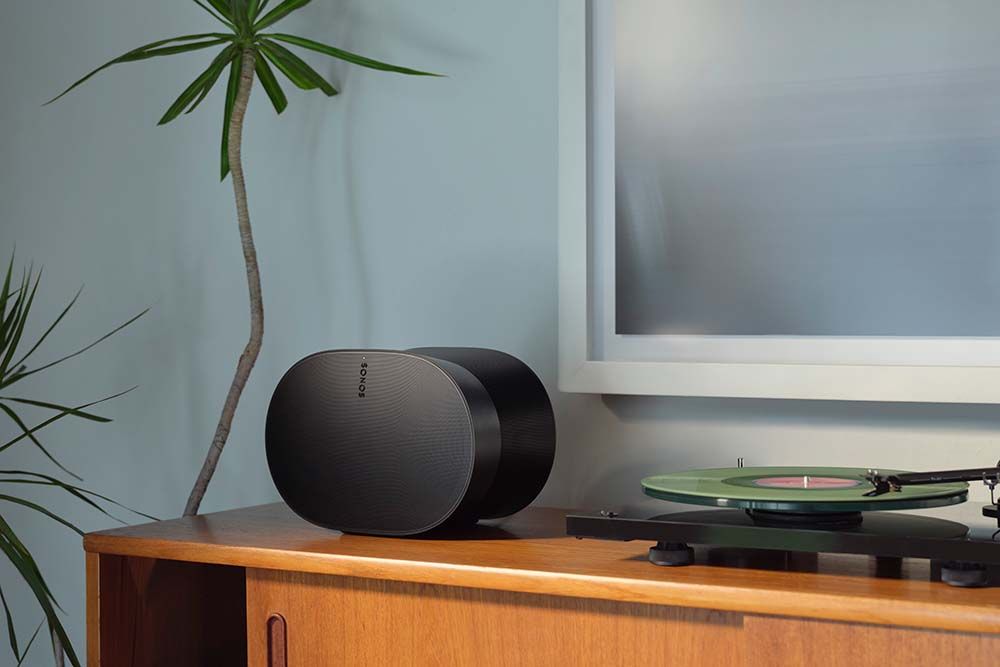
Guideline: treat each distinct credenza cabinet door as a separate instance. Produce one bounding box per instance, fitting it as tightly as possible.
[244,568,745,666]
[244,568,1000,667]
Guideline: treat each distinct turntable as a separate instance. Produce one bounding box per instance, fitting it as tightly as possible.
[566,461,1000,587]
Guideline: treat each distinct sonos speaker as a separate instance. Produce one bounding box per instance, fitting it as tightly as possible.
[265,348,556,535]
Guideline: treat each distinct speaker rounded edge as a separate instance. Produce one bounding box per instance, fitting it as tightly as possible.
[407,347,557,520]
[265,349,503,536]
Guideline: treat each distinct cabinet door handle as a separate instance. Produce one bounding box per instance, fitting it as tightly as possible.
[267,614,287,667]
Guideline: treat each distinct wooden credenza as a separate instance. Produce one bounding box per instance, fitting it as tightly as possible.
[85,504,1000,666]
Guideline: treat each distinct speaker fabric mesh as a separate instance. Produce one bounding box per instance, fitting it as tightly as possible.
[266,348,555,536]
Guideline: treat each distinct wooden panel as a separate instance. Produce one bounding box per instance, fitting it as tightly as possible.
[746,615,1000,667]
[86,552,100,667]
[244,568,1000,666]
[85,504,1000,634]
[246,568,744,666]
[97,555,246,667]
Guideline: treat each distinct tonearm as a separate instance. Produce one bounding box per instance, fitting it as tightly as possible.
[863,463,1000,497]
[865,463,1000,530]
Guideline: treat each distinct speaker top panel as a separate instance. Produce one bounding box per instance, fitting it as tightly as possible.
[266,350,483,535]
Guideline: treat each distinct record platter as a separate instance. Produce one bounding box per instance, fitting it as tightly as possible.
[566,462,1000,587]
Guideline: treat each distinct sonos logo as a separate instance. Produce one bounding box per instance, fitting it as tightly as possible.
[358,360,369,398]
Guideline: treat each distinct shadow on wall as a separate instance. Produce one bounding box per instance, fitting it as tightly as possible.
[286,0,475,349]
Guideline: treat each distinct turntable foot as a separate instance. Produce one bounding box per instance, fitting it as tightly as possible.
[649,541,694,566]
[939,561,990,588]
[875,556,903,578]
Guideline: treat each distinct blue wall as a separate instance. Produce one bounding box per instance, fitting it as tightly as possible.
[2,2,999,663]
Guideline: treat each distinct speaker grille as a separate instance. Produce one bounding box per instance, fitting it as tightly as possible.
[266,351,476,534]
[409,348,556,519]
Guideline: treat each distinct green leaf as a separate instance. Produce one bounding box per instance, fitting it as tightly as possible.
[0,495,83,536]
[15,621,43,667]
[46,34,235,105]
[4,308,148,389]
[0,586,19,662]
[186,44,243,116]
[130,40,235,59]
[0,269,29,359]
[254,0,272,19]
[259,41,338,95]
[220,56,242,180]
[8,286,81,372]
[253,0,311,32]
[204,0,235,21]
[0,404,81,481]
[0,270,36,381]
[0,408,76,453]
[0,253,15,342]
[192,0,235,28]
[0,519,80,667]
[258,43,311,90]
[0,269,26,362]
[0,479,123,524]
[0,397,110,422]
[266,33,443,76]
[0,387,136,454]
[0,469,158,522]
[0,517,58,608]
[185,80,216,115]
[229,0,251,33]
[2,274,38,377]
[159,45,239,125]
[254,53,288,114]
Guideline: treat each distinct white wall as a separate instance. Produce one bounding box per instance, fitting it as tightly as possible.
[2,2,999,664]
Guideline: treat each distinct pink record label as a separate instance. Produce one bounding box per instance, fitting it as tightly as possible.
[751,476,861,489]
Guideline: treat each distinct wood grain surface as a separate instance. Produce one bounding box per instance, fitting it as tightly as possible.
[246,569,1000,667]
[86,552,100,666]
[84,504,1000,634]
[95,554,246,666]
[744,615,1000,667]
[246,569,745,666]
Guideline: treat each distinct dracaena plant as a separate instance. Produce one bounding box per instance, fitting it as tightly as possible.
[0,254,150,667]
[49,0,439,518]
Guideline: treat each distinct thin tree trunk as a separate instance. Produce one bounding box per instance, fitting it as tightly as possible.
[184,49,261,517]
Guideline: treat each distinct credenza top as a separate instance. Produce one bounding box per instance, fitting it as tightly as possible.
[85,503,1000,634]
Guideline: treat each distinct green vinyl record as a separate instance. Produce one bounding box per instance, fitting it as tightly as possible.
[641,466,968,513]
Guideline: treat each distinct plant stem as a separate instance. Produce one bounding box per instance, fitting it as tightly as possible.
[52,627,65,667]
[183,49,261,517]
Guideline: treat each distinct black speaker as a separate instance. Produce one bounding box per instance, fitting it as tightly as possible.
[265,348,556,536]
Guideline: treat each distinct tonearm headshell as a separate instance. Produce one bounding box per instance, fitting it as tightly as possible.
[865,463,1000,529]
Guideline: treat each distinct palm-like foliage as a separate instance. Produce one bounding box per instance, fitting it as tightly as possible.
[49,0,439,179]
[0,254,150,667]
[50,0,439,520]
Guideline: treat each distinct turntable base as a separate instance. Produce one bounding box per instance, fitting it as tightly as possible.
[567,508,1000,587]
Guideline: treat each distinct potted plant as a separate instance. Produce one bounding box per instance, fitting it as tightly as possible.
[49,0,440,518]
[0,255,149,666]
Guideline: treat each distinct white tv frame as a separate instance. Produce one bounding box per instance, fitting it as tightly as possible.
[557,0,1000,403]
